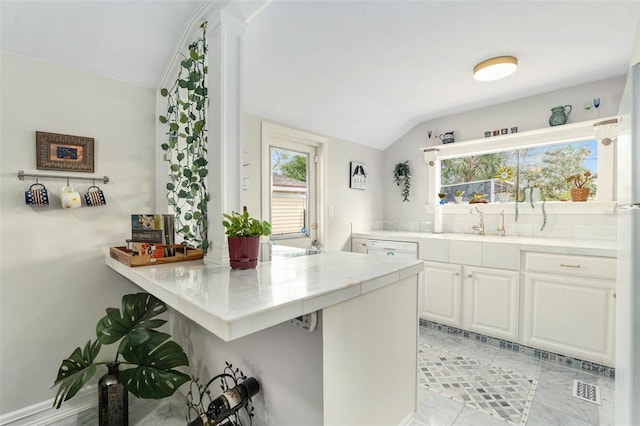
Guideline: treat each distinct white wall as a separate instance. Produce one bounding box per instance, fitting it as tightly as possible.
[243,114,384,251]
[382,76,625,239]
[171,311,324,426]
[0,51,156,415]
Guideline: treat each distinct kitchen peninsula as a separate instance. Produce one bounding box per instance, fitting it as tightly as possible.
[106,249,423,425]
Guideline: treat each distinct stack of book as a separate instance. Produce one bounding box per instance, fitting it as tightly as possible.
[129,214,175,257]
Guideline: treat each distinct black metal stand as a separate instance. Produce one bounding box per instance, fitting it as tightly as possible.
[185,362,256,426]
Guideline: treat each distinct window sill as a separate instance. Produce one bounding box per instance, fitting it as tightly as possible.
[425,201,616,215]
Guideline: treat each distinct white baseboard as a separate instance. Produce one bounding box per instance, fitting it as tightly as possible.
[398,411,416,426]
[0,386,96,426]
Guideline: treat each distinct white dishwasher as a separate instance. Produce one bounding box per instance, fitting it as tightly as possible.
[366,239,418,259]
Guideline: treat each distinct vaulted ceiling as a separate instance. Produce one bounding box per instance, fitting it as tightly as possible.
[3,1,640,150]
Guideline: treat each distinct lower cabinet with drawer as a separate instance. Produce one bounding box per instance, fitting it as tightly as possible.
[522,252,616,366]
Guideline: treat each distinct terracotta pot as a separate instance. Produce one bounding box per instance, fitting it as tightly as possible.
[570,187,590,202]
[227,236,260,269]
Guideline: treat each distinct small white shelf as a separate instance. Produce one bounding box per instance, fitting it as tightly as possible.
[421,116,617,159]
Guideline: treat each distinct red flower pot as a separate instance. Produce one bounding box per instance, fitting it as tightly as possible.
[227,236,260,269]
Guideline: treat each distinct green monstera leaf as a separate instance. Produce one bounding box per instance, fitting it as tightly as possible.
[118,329,190,399]
[96,293,167,346]
[52,293,190,408]
[52,340,101,409]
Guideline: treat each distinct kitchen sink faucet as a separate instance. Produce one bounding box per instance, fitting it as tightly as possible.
[498,209,506,237]
[470,206,485,236]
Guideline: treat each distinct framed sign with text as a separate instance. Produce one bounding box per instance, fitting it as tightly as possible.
[349,161,367,190]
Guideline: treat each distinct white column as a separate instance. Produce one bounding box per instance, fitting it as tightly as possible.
[422,148,440,205]
[205,12,246,265]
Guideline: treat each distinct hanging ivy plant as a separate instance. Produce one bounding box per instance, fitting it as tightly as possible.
[393,161,411,202]
[159,22,209,253]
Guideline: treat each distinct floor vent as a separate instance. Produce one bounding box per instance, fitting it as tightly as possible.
[572,380,601,405]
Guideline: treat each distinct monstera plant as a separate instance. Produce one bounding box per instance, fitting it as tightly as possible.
[52,293,190,409]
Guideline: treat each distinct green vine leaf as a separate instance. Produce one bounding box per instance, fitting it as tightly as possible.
[159,22,209,253]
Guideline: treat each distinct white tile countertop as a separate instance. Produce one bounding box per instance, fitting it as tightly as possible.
[105,250,423,341]
[352,231,617,258]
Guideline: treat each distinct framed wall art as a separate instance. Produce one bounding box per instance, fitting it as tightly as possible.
[349,161,367,190]
[36,131,95,173]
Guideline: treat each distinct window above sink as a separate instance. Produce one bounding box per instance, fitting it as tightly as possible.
[422,117,618,204]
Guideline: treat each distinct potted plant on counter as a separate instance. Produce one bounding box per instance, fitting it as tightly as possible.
[222,207,272,269]
[454,190,464,204]
[52,293,190,425]
[566,170,596,202]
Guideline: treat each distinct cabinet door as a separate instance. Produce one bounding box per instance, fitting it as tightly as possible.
[522,272,616,366]
[351,238,368,254]
[421,261,462,327]
[463,266,519,341]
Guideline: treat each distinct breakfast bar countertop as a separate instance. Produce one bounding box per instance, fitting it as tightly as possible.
[105,250,423,342]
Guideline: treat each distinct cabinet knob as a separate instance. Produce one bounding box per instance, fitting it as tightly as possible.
[613,293,617,299]
[454,272,460,276]
[467,274,473,278]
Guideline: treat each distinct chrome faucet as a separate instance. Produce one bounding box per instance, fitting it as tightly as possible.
[470,206,485,236]
[497,209,506,237]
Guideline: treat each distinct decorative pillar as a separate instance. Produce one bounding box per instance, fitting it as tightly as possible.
[422,148,440,205]
[205,11,246,265]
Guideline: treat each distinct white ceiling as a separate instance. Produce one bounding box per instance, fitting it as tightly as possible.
[3,1,640,150]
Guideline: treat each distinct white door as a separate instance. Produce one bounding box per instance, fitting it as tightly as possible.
[421,261,462,327]
[463,266,519,341]
[523,272,616,365]
[262,122,326,248]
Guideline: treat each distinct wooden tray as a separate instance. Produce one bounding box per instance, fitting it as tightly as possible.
[110,245,204,267]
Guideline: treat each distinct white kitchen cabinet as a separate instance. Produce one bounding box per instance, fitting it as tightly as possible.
[421,261,462,327]
[522,252,616,366]
[351,237,368,254]
[463,266,519,341]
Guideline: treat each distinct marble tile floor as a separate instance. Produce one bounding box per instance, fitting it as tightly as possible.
[49,324,614,426]
[412,326,615,426]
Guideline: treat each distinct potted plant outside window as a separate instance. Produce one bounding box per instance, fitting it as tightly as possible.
[222,207,272,269]
[495,167,513,203]
[566,170,596,202]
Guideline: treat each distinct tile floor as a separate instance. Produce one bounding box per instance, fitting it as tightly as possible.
[50,324,614,426]
[412,326,615,426]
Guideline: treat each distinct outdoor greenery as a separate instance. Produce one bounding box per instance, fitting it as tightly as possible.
[273,150,307,182]
[222,208,272,237]
[441,141,596,201]
[280,155,307,182]
[52,293,190,409]
[159,22,209,253]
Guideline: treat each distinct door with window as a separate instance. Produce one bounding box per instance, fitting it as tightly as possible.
[262,122,323,248]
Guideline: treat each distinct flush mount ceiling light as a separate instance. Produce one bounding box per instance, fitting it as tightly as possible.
[473,56,518,81]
